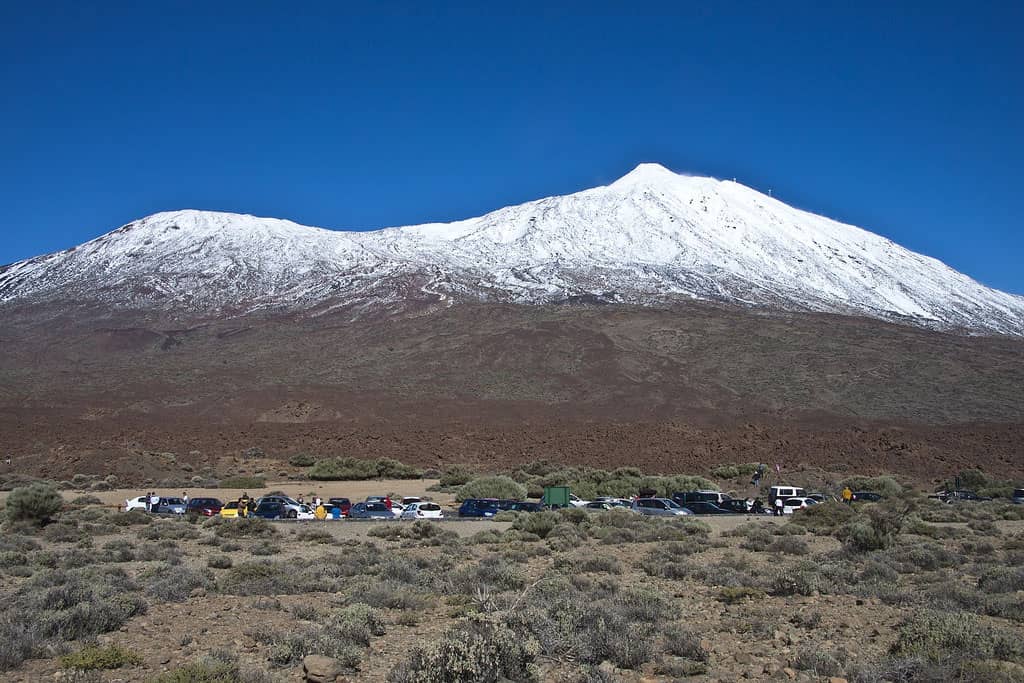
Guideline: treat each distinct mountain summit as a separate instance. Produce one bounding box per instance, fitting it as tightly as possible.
[2,165,1023,334]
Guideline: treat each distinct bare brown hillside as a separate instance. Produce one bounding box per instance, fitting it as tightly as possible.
[1,301,1022,483]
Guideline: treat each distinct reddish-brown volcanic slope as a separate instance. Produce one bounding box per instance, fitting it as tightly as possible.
[1,301,1022,482]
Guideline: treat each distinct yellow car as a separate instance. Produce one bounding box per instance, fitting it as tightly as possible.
[220,500,239,518]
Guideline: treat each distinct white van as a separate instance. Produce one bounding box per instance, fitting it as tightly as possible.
[768,485,806,503]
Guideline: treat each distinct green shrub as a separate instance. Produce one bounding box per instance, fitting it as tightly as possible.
[5,483,63,525]
[151,650,270,683]
[207,555,233,569]
[439,466,476,488]
[839,474,906,499]
[512,511,561,539]
[219,476,266,489]
[308,457,421,481]
[60,644,142,671]
[709,463,760,480]
[214,517,277,539]
[456,476,527,502]
[288,453,316,467]
[389,615,538,683]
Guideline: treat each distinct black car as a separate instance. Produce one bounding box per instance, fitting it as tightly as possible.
[252,501,287,519]
[683,501,733,515]
[508,501,544,512]
[851,491,882,502]
[720,499,751,513]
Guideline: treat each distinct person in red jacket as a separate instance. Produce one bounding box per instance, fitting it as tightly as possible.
[384,495,392,510]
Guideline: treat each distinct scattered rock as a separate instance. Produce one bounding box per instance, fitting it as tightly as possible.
[783,667,797,680]
[303,654,346,683]
[735,652,753,665]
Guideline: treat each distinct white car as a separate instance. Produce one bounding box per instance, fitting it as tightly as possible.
[390,503,405,518]
[125,495,163,512]
[568,494,591,508]
[401,501,444,520]
[400,497,423,507]
[782,497,818,515]
[295,504,317,520]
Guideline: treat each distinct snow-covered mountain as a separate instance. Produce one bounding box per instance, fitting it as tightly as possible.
[3,163,1024,335]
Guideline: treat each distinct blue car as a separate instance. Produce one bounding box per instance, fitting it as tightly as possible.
[458,498,500,518]
[348,502,396,519]
[251,501,288,519]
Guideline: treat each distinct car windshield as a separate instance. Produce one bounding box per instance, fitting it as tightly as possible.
[164,498,184,505]
[1015,489,1024,497]
[224,502,238,509]
[420,503,440,511]
[664,499,683,509]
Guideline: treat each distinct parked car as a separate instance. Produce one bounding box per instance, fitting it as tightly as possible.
[585,501,616,510]
[401,502,444,520]
[631,498,692,517]
[324,498,352,516]
[684,501,733,515]
[568,494,590,508]
[366,496,393,508]
[807,493,838,504]
[400,497,423,507]
[593,497,630,508]
[851,491,882,502]
[507,501,544,512]
[185,497,223,517]
[254,495,302,518]
[941,490,992,502]
[1013,488,1024,505]
[349,501,396,519]
[125,495,151,512]
[295,504,318,520]
[721,499,752,513]
[220,501,239,518]
[672,491,732,505]
[782,497,818,514]
[768,486,806,504]
[458,498,501,518]
[252,501,289,519]
[152,497,186,515]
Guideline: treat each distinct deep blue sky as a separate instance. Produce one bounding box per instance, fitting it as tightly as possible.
[2,2,1022,292]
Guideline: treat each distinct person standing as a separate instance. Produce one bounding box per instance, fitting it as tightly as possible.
[842,486,853,505]
[239,492,250,518]
[774,497,784,516]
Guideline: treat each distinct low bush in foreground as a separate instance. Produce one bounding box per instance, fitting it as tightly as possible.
[60,644,142,671]
[5,483,63,526]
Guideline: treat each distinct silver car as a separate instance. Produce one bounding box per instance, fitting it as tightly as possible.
[631,497,692,516]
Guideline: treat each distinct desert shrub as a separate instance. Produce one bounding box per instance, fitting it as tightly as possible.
[214,517,277,539]
[42,520,89,543]
[101,539,135,563]
[288,453,316,467]
[769,535,809,555]
[389,615,538,683]
[788,501,856,534]
[250,540,281,556]
[5,483,63,525]
[60,644,142,671]
[143,564,213,602]
[253,622,362,668]
[294,527,334,545]
[70,495,103,506]
[660,624,708,661]
[152,650,272,683]
[138,520,200,541]
[718,586,765,604]
[512,511,561,539]
[576,609,653,669]
[346,578,431,611]
[207,555,233,569]
[219,561,320,596]
[709,463,760,480]
[439,465,476,488]
[109,509,152,526]
[978,567,1024,593]
[445,556,525,595]
[839,507,902,551]
[308,457,420,481]
[456,476,527,502]
[578,556,622,574]
[889,609,1024,672]
[0,566,146,670]
[839,475,905,499]
[793,645,847,676]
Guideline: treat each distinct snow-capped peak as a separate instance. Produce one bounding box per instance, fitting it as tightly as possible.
[2,165,1023,335]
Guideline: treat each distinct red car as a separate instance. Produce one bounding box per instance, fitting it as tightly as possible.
[326,497,352,517]
[185,497,223,517]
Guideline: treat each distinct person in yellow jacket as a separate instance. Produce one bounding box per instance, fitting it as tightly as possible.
[842,486,853,505]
